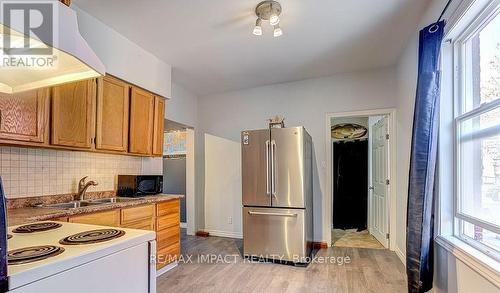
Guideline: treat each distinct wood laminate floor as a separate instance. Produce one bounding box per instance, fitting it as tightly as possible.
[332,229,385,249]
[157,230,407,293]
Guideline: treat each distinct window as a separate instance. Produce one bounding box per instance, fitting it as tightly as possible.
[454,3,500,261]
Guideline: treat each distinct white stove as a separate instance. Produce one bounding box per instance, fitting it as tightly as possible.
[7,221,156,293]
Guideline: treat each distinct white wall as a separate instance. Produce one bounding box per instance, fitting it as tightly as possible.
[396,0,499,291]
[73,5,172,98]
[167,83,199,128]
[197,67,398,241]
[203,134,242,238]
[395,27,417,260]
[435,245,500,293]
[185,129,196,235]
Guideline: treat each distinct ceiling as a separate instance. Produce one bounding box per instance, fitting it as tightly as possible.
[73,0,430,96]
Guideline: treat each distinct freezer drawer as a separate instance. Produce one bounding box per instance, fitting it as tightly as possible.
[243,207,310,263]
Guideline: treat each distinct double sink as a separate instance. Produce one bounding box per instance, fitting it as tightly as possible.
[38,197,142,209]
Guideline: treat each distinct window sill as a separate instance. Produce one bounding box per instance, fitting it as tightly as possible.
[435,235,500,287]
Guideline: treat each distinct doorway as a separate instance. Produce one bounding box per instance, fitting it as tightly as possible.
[326,109,396,250]
[163,119,194,233]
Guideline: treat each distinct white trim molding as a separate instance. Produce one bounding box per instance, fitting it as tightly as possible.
[395,246,406,266]
[204,229,243,239]
[156,261,178,277]
[436,236,500,288]
[186,128,196,236]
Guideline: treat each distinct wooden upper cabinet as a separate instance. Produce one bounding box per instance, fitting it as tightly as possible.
[0,89,50,144]
[129,87,154,155]
[51,79,95,149]
[96,76,130,152]
[0,75,164,157]
[152,96,165,156]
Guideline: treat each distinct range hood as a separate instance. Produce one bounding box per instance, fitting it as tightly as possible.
[0,0,105,94]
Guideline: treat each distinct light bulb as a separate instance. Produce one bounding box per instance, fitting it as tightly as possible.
[273,25,283,37]
[253,26,262,36]
[269,14,280,26]
[253,18,262,36]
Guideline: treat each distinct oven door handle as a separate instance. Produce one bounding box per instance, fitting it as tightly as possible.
[148,240,157,292]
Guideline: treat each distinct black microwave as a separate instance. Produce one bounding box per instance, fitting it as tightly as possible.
[117,175,163,197]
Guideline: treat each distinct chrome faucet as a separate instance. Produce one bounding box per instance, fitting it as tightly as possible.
[77,176,98,201]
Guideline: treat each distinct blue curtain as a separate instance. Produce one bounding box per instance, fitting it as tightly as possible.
[406,20,444,293]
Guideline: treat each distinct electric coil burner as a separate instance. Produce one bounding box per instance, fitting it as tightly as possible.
[59,229,125,245]
[12,222,62,234]
[8,245,65,265]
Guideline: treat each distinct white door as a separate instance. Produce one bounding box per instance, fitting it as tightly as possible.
[370,117,389,247]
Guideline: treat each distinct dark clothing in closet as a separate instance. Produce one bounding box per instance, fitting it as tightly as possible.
[332,140,368,231]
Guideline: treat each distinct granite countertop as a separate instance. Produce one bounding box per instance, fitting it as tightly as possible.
[7,194,184,226]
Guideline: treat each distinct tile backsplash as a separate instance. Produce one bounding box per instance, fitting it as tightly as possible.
[0,146,143,198]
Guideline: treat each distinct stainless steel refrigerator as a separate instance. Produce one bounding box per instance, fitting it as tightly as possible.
[241,126,313,264]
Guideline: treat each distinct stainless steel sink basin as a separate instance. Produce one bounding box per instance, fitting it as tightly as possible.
[37,197,141,209]
[88,197,141,204]
[41,201,102,209]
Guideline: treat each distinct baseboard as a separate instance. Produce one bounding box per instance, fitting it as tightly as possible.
[180,222,187,228]
[312,241,329,249]
[195,230,209,237]
[204,229,243,239]
[156,261,178,277]
[395,245,406,266]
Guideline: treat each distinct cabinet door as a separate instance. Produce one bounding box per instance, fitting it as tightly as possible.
[96,76,129,152]
[0,89,49,143]
[121,205,155,226]
[129,87,154,155]
[152,96,165,156]
[51,79,95,148]
[69,210,120,227]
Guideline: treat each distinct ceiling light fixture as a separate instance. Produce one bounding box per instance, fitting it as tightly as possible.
[253,18,263,36]
[273,24,283,38]
[253,1,283,37]
[269,14,280,26]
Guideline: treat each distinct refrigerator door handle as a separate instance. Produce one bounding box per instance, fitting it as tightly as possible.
[271,140,277,199]
[248,211,298,217]
[265,140,270,195]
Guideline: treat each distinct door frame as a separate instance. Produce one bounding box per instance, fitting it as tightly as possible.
[324,108,397,250]
[186,128,196,236]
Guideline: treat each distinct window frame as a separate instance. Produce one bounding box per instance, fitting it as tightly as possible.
[438,0,500,281]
